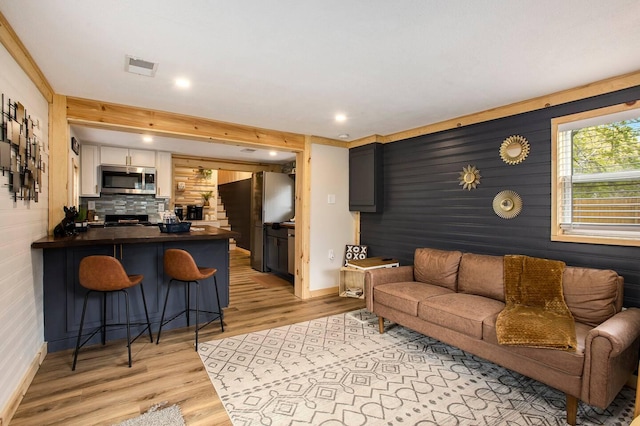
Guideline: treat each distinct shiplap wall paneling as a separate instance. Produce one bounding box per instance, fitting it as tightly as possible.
[0,43,49,422]
[360,85,640,308]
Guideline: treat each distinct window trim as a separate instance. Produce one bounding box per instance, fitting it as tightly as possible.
[551,100,640,247]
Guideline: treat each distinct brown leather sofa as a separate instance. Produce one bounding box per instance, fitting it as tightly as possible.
[365,247,640,425]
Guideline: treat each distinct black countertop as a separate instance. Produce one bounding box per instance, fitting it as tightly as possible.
[32,225,240,249]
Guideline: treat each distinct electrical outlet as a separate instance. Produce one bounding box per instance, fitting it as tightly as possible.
[328,249,334,260]
[87,201,95,210]
[158,202,164,212]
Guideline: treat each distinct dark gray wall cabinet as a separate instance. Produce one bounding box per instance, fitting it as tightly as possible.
[349,143,383,212]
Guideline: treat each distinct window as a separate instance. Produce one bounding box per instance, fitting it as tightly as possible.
[551,101,640,246]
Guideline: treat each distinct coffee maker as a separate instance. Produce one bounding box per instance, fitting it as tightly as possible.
[186,205,203,220]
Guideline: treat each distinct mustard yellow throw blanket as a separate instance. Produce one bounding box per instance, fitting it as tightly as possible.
[496,255,577,351]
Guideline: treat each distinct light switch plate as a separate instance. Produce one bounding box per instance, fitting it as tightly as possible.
[328,194,336,204]
[87,201,96,210]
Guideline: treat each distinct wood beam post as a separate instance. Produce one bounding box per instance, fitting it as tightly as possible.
[48,94,68,233]
[295,137,312,299]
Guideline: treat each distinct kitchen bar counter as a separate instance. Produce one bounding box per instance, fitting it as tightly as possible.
[32,224,239,248]
[32,225,239,352]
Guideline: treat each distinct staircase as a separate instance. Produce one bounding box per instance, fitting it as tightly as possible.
[216,200,236,250]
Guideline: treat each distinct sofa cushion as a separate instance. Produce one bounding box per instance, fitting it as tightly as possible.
[483,312,589,376]
[458,253,505,302]
[562,267,621,327]
[374,282,453,316]
[418,293,505,339]
[414,248,462,291]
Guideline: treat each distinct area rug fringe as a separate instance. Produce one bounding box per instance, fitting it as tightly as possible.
[198,309,633,425]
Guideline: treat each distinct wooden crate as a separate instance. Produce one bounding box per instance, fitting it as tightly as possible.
[339,267,365,299]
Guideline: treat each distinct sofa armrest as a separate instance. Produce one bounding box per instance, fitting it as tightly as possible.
[588,308,640,356]
[581,307,640,408]
[364,265,414,311]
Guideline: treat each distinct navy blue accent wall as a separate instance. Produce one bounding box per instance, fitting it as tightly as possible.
[360,87,640,307]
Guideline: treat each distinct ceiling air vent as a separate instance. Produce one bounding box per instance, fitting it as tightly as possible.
[125,55,158,77]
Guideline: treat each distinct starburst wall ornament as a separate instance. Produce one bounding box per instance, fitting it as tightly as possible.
[458,165,481,190]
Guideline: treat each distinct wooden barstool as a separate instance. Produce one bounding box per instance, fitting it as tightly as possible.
[72,256,153,370]
[156,249,224,350]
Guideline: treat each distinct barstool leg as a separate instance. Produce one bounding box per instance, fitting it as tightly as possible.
[194,281,199,351]
[123,290,132,368]
[139,283,153,342]
[156,279,174,345]
[185,283,191,327]
[101,292,107,345]
[72,291,91,371]
[213,275,224,332]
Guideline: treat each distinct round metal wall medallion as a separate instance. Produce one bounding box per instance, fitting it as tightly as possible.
[493,190,523,219]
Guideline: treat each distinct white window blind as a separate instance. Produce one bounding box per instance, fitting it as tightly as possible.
[557,108,640,239]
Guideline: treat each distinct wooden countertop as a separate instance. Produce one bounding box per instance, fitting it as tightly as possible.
[32,225,240,249]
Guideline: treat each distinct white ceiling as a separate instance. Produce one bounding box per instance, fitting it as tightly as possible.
[1,1,639,162]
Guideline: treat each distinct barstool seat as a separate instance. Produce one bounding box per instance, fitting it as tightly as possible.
[156,249,224,350]
[72,255,153,370]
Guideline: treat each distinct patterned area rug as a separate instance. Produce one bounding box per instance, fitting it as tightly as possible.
[198,309,634,425]
[113,402,185,426]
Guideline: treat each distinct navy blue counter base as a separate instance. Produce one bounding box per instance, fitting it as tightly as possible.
[42,239,230,352]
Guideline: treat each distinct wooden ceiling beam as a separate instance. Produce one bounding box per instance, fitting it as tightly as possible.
[66,96,306,152]
[349,69,640,146]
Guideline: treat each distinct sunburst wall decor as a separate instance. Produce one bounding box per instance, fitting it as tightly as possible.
[500,135,530,165]
[458,165,481,190]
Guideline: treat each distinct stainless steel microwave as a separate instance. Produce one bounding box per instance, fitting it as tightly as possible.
[100,165,156,195]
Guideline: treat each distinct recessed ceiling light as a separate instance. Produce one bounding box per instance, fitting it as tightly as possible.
[142,135,153,143]
[338,133,350,139]
[175,78,191,89]
[335,113,347,122]
[269,151,277,157]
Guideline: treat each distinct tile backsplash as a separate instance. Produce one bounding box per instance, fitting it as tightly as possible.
[80,194,168,220]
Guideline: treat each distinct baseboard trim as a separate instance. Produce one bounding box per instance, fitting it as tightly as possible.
[0,342,47,426]
[310,286,339,298]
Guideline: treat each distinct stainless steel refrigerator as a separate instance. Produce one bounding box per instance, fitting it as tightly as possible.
[250,171,294,271]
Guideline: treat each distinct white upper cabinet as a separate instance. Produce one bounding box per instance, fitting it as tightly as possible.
[80,144,100,197]
[155,151,172,198]
[130,149,156,167]
[100,146,156,167]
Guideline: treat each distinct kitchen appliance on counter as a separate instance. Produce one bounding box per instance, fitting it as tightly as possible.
[174,206,184,220]
[186,205,203,220]
[104,214,153,226]
[250,171,294,272]
[100,165,156,195]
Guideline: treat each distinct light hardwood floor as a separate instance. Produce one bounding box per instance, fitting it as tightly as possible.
[10,249,365,425]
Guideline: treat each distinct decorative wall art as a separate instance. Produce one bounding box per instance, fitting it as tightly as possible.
[458,165,481,190]
[71,136,80,155]
[493,190,523,219]
[500,135,530,165]
[1,93,45,202]
[344,244,368,266]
